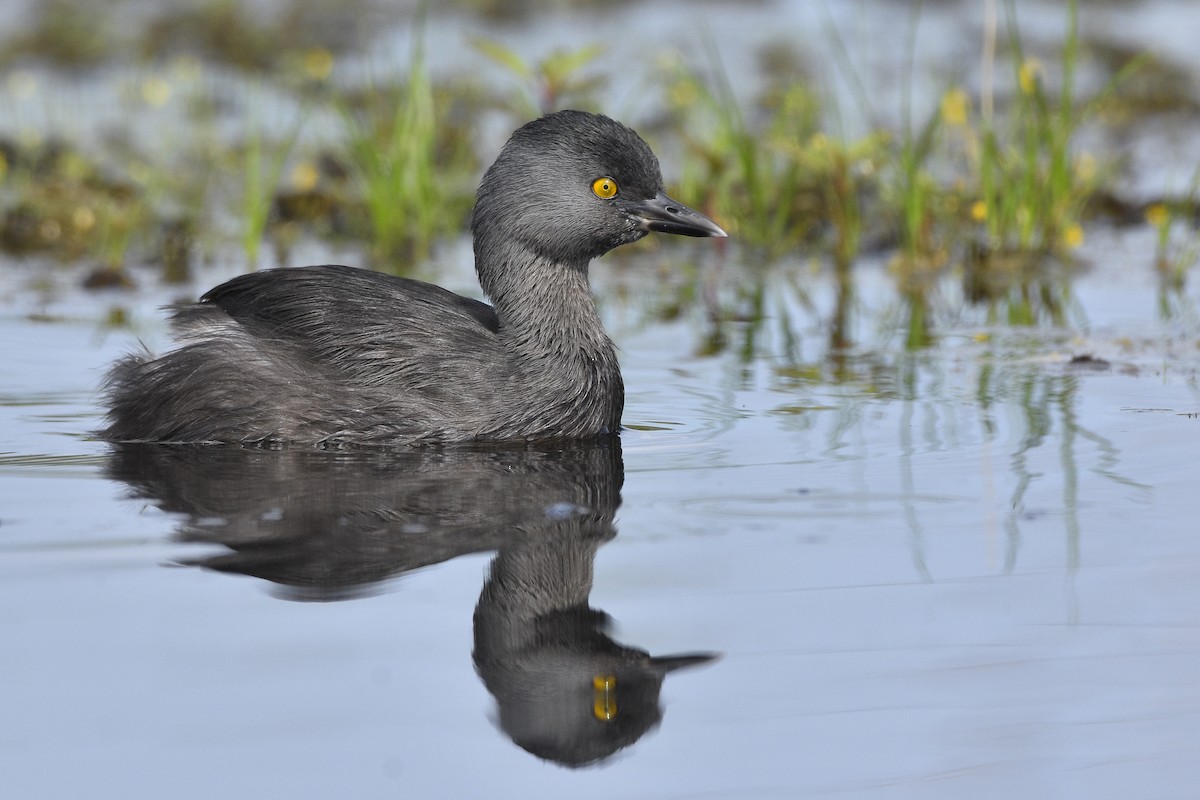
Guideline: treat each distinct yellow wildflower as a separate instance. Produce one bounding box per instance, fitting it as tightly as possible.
[303,48,335,81]
[1144,203,1169,229]
[1074,153,1096,183]
[290,161,320,192]
[59,151,90,181]
[940,88,970,127]
[141,77,171,108]
[72,207,97,232]
[1063,223,1084,248]
[669,79,698,109]
[1018,59,1042,95]
[970,200,988,222]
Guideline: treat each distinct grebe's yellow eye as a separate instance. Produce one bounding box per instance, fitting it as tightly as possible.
[591,177,618,199]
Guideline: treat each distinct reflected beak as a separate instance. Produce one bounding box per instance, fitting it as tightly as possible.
[625,192,727,238]
[648,652,722,674]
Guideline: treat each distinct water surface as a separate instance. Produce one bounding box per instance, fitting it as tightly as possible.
[2,242,1198,798]
[3,0,1200,795]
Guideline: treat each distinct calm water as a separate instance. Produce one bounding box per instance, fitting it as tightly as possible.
[4,0,1200,794]
[1,234,1198,798]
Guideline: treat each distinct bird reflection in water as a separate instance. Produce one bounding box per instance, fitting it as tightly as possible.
[106,438,716,767]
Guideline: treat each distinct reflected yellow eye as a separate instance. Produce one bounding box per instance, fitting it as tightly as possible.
[592,674,617,721]
[591,177,618,199]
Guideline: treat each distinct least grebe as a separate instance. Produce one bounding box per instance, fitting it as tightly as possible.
[101,111,725,446]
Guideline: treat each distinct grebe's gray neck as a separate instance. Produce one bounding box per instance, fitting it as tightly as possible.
[475,231,616,368]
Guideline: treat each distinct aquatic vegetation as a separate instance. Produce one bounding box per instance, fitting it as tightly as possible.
[962,248,1077,328]
[140,1,275,72]
[0,0,1191,352]
[138,0,371,75]
[0,138,145,275]
[238,113,302,270]
[659,46,884,262]
[970,0,1088,259]
[471,40,607,117]
[335,67,477,269]
[0,0,372,76]
[1088,38,1197,122]
[1146,192,1200,313]
[0,0,116,70]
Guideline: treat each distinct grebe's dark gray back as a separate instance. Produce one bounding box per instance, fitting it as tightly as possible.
[100,111,726,447]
